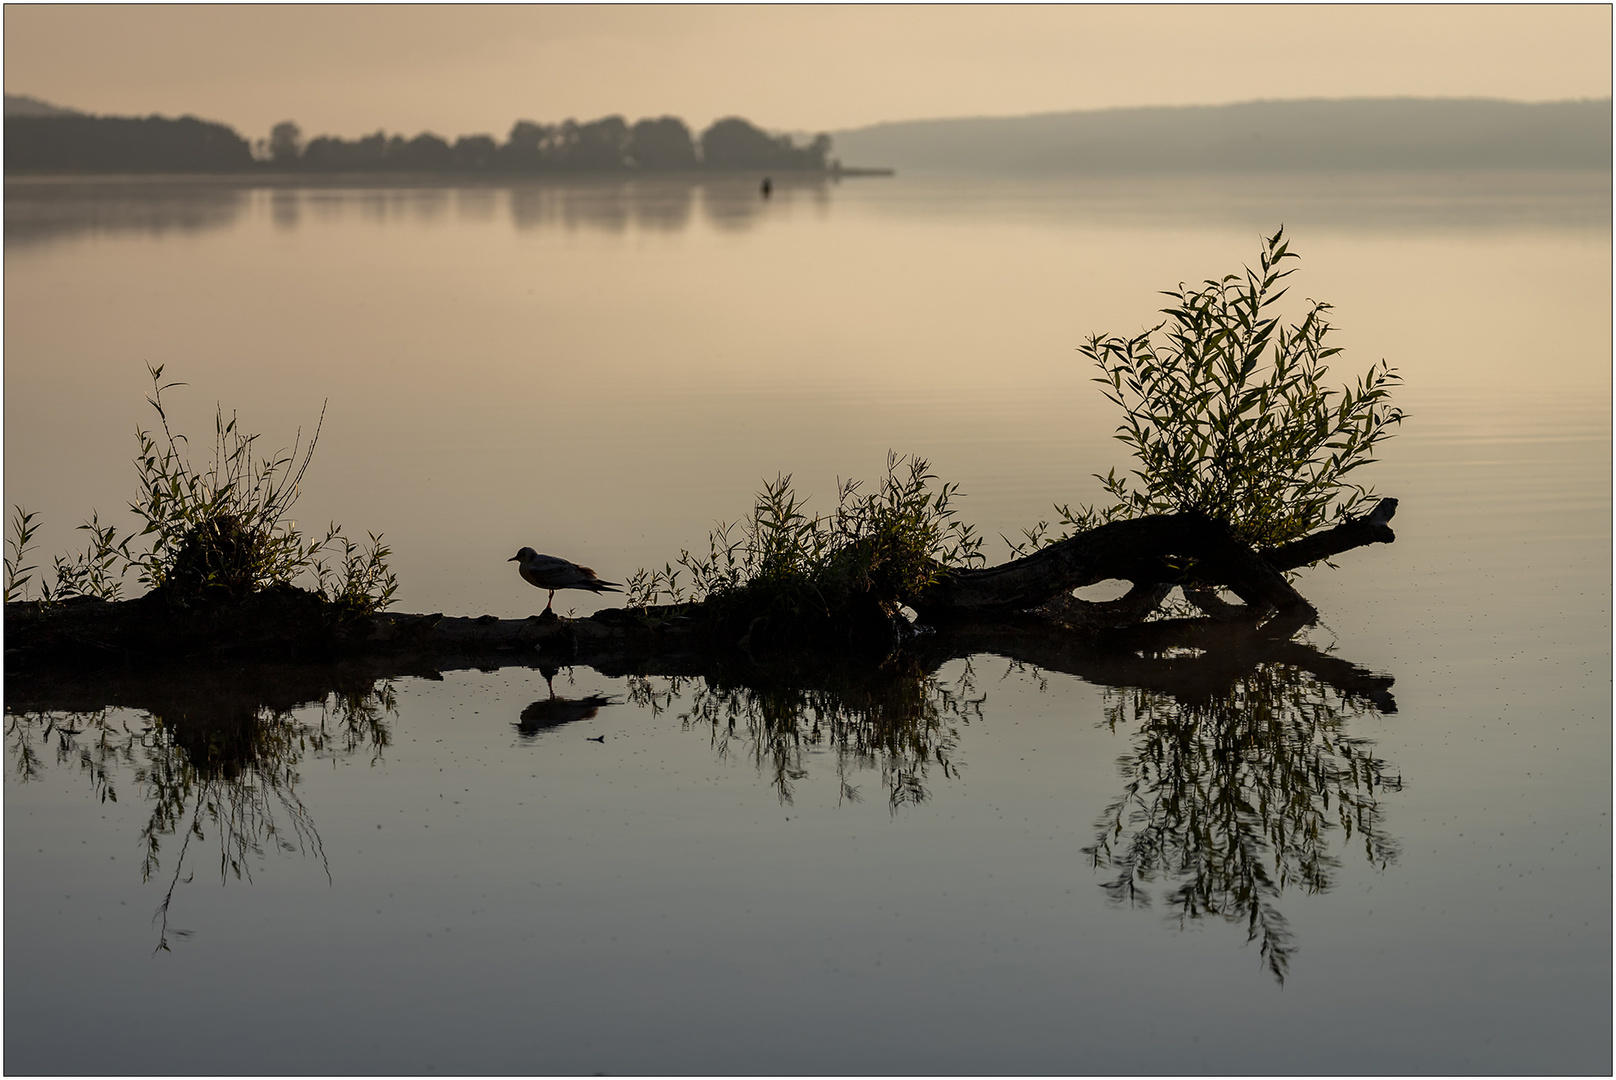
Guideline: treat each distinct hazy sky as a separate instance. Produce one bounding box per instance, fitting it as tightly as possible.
[4,5,1610,141]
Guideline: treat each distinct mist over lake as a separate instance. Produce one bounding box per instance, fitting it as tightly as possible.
[5,168,1610,1073]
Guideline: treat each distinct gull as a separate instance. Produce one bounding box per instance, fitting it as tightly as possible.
[509,546,621,614]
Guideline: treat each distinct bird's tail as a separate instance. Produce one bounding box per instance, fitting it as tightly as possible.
[591,580,623,593]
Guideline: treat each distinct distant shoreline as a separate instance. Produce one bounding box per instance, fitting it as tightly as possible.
[9,166,1609,191]
[3,166,895,185]
[3,109,882,181]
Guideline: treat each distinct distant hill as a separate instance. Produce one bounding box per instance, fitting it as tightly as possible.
[4,94,85,118]
[830,98,1613,174]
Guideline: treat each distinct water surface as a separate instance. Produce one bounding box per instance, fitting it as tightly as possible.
[5,171,1610,1074]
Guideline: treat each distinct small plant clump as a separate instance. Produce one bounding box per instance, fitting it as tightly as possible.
[6,364,397,619]
[1011,228,1404,557]
[628,452,984,647]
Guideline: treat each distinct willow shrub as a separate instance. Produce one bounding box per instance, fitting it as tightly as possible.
[1030,229,1404,555]
[7,365,397,616]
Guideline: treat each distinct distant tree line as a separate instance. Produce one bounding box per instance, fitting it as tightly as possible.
[6,115,255,173]
[5,111,834,175]
[282,115,830,173]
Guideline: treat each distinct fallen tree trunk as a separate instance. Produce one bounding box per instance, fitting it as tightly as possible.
[912,498,1397,624]
[1262,497,1398,571]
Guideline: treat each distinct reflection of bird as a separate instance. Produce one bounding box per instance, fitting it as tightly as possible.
[515,694,616,738]
[509,547,621,614]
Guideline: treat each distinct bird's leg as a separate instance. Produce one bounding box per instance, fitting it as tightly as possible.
[545,591,555,614]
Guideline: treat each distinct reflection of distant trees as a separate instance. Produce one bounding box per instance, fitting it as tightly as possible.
[509,174,828,234]
[270,189,300,231]
[508,180,697,234]
[3,180,249,248]
[700,174,829,232]
[511,174,826,233]
[3,176,824,245]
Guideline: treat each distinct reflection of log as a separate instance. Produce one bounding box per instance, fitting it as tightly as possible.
[6,603,1394,721]
[915,614,1395,713]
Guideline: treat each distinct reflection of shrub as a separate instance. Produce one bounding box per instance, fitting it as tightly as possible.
[629,453,983,646]
[4,679,396,951]
[7,364,396,617]
[636,657,983,807]
[1087,661,1401,984]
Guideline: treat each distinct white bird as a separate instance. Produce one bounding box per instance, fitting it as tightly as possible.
[508,546,621,614]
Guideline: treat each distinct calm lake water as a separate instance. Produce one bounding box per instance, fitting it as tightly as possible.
[4,171,1611,1074]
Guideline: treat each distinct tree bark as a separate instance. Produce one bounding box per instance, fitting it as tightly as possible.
[912,498,1397,623]
[1261,497,1398,571]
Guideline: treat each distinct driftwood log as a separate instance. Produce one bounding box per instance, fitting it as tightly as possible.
[914,497,1397,623]
[3,498,1396,674]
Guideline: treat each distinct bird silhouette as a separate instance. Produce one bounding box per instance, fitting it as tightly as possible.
[509,547,621,614]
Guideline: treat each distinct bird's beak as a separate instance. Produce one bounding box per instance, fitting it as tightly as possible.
[508,555,519,561]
